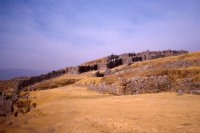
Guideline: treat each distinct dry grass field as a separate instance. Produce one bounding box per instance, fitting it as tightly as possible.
[1,86,200,133]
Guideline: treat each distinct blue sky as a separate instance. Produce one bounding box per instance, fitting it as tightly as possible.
[0,0,200,71]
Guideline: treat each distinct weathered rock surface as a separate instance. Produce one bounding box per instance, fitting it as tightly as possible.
[87,76,172,95]
[86,75,200,95]
[174,78,200,94]
[0,96,36,117]
[125,76,171,94]
[88,82,120,95]
[0,89,36,117]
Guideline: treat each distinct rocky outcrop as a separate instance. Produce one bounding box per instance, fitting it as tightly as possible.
[12,98,36,117]
[136,50,188,61]
[0,91,36,117]
[0,92,13,117]
[0,80,36,117]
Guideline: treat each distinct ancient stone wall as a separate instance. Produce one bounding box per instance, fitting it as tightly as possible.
[106,54,123,69]
[78,64,98,73]
[17,64,99,89]
[66,66,79,74]
[17,69,64,90]
[119,53,137,64]
[87,76,200,95]
[136,50,188,61]
[87,82,120,94]
[125,76,172,94]
[16,50,188,89]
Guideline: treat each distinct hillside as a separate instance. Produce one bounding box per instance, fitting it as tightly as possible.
[0,51,200,132]
[76,51,200,95]
[1,51,199,94]
[16,51,200,95]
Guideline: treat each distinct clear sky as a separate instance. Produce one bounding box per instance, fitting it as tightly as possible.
[0,0,200,71]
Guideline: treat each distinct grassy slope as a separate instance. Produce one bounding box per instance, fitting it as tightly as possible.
[95,51,200,85]
[129,51,200,77]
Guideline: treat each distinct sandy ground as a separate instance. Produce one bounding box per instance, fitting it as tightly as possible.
[0,86,200,133]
